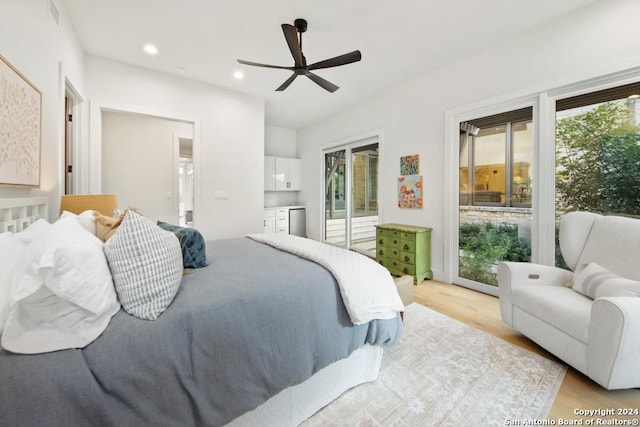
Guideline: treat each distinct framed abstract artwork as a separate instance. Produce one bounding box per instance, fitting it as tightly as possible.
[398,175,423,208]
[0,54,42,187]
[400,154,419,175]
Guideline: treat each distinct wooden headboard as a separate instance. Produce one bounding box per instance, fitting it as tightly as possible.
[0,197,48,232]
[60,194,118,216]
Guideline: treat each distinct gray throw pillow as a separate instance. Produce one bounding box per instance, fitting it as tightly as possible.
[104,211,183,320]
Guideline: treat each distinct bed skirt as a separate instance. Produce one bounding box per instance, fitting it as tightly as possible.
[226,344,383,426]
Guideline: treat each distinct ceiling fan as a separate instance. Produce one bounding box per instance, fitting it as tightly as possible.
[237,18,361,93]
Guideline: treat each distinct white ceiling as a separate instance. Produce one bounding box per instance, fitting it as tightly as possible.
[60,0,600,129]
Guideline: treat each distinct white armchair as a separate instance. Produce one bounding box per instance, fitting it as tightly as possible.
[498,211,640,390]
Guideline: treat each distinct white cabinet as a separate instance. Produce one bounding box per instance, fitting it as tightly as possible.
[264,208,291,234]
[275,208,289,233]
[263,209,276,233]
[265,156,301,191]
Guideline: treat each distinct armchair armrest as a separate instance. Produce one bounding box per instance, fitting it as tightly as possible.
[588,297,640,390]
[497,262,574,326]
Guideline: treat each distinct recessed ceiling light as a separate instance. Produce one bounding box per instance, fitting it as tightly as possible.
[176,67,185,74]
[233,71,244,80]
[143,44,158,55]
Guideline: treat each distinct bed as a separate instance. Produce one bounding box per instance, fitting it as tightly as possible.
[0,197,404,426]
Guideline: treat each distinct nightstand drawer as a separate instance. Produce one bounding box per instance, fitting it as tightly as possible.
[380,258,402,276]
[398,231,416,241]
[397,262,415,276]
[398,251,415,264]
[399,240,415,252]
[385,259,414,275]
[376,228,390,238]
[376,246,389,258]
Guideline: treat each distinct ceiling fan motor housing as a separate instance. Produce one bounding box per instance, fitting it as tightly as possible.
[294,18,307,33]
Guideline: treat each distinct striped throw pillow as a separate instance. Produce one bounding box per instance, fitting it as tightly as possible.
[572,262,640,300]
[104,210,183,320]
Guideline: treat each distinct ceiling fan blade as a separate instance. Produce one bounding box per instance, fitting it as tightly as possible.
[308,50,362,71]
[281,24,305,67]
[276,73,298,91]
[237,59,294,70]
[306,72,339,93]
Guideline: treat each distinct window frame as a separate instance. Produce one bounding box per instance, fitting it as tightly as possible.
[461,119,533,209]
[444,63,640,286]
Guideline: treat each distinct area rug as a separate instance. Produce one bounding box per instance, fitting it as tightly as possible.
[303,303,567,426]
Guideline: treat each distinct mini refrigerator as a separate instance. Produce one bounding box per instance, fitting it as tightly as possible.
[289,208,306,237]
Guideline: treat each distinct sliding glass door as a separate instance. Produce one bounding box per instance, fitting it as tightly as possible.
[325,149,347,246]
[324,140,379,255]
[457,110,533,294]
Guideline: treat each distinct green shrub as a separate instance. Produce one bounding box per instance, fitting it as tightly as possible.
[459,222,531,286]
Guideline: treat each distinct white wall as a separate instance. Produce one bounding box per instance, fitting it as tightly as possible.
[86,56,265,239]
[264,125,300,207]
[0,0,85,217]
[101,111,193,223]
[296,0,640,280]
[265,125,296,157]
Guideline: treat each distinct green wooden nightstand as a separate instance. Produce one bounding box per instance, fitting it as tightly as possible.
[375,223,432,284]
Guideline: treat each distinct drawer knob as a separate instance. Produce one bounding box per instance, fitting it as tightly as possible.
[404,256,409,262]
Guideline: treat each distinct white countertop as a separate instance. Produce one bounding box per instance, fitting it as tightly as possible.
[264,205,306,209]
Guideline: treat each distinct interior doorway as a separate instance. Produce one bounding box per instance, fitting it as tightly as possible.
[101,110,194,225]
[176,136,194,227]
[64,80,83,194]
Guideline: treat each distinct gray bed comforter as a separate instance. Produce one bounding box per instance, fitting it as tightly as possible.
[0,237,402,426]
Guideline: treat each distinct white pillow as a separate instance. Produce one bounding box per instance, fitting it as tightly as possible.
[11,218,50,244]
[0,233,27,335]
[60,210,97,236]
[1,215,120,354]
[572,262,640,299]
[104,210,183,320]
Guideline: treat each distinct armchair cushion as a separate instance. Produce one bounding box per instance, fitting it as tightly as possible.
[572,262,640,300]
[512,285,591,343]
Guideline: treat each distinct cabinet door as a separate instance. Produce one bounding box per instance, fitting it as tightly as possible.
[274,158,288,191]
[264,209,276,233]
[264,216,275,233]
[287,158,301,191]
[264,156,276,191]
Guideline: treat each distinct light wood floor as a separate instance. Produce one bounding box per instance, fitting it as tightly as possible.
[413,280,640,422]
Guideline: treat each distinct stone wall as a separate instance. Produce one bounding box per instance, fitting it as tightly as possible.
[459,206,533,243]
[459,206,532,224]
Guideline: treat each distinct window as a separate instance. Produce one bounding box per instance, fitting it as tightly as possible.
[460,108,533,208]
[448,71,640,296]
[554,81,640,267]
